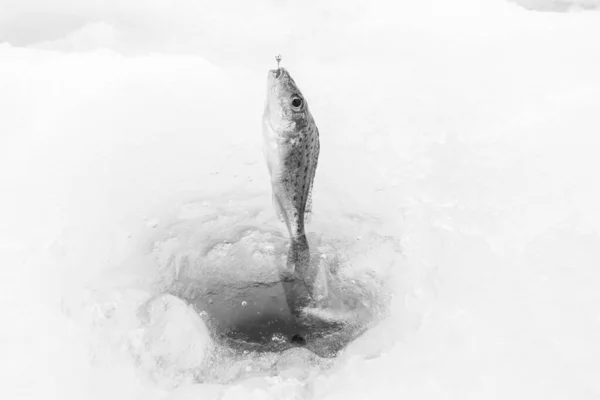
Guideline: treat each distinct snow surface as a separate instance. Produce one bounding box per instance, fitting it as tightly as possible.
[2,1,600,399]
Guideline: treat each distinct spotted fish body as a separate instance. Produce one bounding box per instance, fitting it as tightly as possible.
[262,67,320,305]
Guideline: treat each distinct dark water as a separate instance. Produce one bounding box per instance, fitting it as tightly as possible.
[173,277,369,358]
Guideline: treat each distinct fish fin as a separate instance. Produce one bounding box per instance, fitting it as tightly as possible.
[304,187,313,223]
[269,162,285,223]
[304,158,318,224]
[305,130,320,224]
[272,192,285,222]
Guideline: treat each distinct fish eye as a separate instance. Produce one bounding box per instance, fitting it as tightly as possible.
[291,97,303,109]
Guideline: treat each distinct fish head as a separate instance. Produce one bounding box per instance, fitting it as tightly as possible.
[264,68,311,134]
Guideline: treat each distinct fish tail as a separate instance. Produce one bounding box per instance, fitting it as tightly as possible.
[288,233,311,280]
[281,233,317,315]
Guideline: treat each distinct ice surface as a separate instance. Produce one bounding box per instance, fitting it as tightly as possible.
[2,1,600,399]
[511,0,600,12]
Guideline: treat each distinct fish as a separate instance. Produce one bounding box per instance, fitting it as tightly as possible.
[262,65,321,311]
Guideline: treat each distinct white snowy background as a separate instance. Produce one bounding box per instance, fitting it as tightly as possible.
[2,0,600,399]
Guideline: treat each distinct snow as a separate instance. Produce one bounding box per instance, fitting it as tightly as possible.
[2,1,600,399]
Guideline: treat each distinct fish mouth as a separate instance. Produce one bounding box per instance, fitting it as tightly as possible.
[268,68,287,80]
[269,68,281,79]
